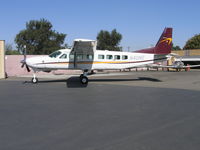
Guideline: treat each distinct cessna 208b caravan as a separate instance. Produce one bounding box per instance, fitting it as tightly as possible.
[21,28,173,84]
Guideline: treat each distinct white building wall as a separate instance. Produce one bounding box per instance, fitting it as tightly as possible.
[0,40,5,79]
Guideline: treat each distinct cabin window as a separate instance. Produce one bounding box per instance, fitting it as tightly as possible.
[114,55,121,60]
[98,55,105,60]
[59,54,67,59]
[49,51,61,58]
[122,55,128,60]
[87,54,93,60]
[106,55,113,60]
[77,54,83,60]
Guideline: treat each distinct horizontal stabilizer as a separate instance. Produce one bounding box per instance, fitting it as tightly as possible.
[135,28,173,54]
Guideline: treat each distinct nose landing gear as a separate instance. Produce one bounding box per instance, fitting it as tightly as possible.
[31,71,38,84]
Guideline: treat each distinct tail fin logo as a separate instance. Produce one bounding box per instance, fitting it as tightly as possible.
[160,38,172,45]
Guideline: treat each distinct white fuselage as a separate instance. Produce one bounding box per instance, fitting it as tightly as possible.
[26,49,156,71]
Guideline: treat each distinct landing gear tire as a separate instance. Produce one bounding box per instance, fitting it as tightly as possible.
[32,77,38,84]
[80,76,88,84]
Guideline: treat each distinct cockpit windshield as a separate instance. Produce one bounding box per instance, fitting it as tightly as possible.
[49,51,62,58]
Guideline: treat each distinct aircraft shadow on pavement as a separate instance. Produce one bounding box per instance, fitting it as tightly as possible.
[66,77,88,88]
[23,79,67,84]
[23,77,88,88]
[66,76,162,88]
[89,77,162,82]
[23,76,161,88]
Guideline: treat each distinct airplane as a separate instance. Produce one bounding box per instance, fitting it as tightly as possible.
[148,59,200,71]
[144,51,200,71]
[21,27,174,84]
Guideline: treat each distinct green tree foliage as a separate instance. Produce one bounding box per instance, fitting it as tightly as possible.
[183,34,200,50]
[15,18,66,54]
[5,43,21,55]
[97,29,122,51]
[5,43,13,51]
[172,43,181,50]
[6,50,21,55]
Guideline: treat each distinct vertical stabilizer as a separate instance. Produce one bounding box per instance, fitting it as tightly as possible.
[155,28,173,54]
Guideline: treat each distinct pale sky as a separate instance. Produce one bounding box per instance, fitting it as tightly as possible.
[0,0,200,51]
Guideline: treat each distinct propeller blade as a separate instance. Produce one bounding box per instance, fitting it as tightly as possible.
[21,45,29,71]
[26,65,31,72]
[21,63,25,68]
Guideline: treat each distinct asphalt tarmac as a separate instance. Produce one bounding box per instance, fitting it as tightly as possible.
[1,71,200,150]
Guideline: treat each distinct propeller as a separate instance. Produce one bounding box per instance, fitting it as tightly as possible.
[21,45,31,72]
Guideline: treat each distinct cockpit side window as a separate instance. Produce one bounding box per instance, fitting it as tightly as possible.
[49,51,62,58]
[59,54,67,59]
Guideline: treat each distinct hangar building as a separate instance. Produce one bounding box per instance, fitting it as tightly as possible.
[172,49,200,66]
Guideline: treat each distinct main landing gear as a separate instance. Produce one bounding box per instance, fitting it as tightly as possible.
[79,70,89,84]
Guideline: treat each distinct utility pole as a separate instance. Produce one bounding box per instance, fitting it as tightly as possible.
[127,46,130,52]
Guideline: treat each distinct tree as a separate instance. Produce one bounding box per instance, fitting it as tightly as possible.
[172,43,181,50]
[6,50,21,55]
[5,43,21,55]
[183,34,200,50]
[15,18,66,54]
[97,29,122,51]
[5,43,13,51]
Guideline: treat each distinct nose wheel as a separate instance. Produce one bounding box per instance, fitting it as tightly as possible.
[31,77,38,84]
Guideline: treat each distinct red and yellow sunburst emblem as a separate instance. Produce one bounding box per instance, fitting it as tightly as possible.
[160,38,172,45]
